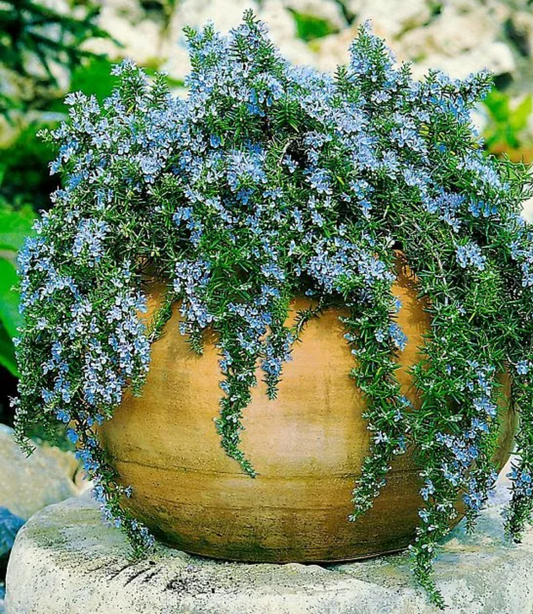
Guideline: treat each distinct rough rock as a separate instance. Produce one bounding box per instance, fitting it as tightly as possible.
[412,41,516,80]
[6,461,533,614]
[161,0,313,82]
[0,425,79,521]
[425,6,498,56]
[170,0,257,36]
[313,26,355,73]
[85,4,163,65]
[522,195,533,223]
[348,0,432,39]
[77,0,524,89]
[510,11,533,57]
[259,0,315,65]
[394,3,516,79]
[160,0,257,82]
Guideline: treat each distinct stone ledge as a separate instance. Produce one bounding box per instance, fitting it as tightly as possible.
[5,490,533,614]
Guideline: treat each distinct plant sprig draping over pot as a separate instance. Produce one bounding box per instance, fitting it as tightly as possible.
[11,11,533,607]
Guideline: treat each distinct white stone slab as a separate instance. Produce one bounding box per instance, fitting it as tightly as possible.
[5,481,533,614]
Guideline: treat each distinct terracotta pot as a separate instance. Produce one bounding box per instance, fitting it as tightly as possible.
[100,262,516,563]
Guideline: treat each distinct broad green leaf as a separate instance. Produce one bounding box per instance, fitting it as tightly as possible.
[0,322,17,376]
[0,204,35,251]
[0,258,21,338]
[510,94,532,132]
[47,57,115,112]
[290,10,338,42]
[483,89,510,123]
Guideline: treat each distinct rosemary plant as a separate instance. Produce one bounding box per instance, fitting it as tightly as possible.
[13,13,533,606]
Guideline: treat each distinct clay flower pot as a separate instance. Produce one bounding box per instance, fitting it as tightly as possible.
[100,264,516,563]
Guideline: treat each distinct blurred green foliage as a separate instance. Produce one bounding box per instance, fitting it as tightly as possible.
[483,89,533,154]
[0,202,35,375]
[0,123,58,210]
[49,56,117,109]
[0,0,111,115]
[289,10,338,42]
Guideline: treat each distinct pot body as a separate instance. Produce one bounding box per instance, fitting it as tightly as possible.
[100,266,516,563]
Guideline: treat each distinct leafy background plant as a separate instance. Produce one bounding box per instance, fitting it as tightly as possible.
[289,10,339,42]
[0,202,35,376]
[482,89,533,157]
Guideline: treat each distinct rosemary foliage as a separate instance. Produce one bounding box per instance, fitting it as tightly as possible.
[13,13,533,605]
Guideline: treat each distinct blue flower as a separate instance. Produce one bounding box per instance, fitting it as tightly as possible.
[456,242,486,271]
[516,360,530,375]
[66,429,79,444]
[389,323,407,351]
[306,168,332,195]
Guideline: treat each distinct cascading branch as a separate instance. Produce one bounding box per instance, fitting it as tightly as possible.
[12,11,533,606]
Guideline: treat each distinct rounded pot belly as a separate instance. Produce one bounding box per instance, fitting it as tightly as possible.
[100,265,516,563]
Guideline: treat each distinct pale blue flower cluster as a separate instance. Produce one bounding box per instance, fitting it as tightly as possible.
[507,466,533,498]
[430,362,498,514]
[456,241,486,271]
[73,219,108,264]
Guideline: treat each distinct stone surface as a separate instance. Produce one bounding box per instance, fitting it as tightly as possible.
[82,0,526,88]
[522,194,533,222]
[348,0,432,39]
[259,0,314,66]
[412,41,516,80]
[6,462,533,614]
[4,0,533,150]
[171,0,257,36]
[85,2,163,64]
[0,425,79,521]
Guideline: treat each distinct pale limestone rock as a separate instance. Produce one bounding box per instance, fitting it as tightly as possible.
[99,0,146,22]
[162,0,313,81]
[470,104,489,136]
[522,194,533,223]
[348,0,432,39]
[6,464,533,614]
[411,41,516,80]
[259,0,315,66]
[170,0,258,37]
[398,27,439,62]
[397,3,509,71]
[0,425,79,521]
[446,0,480,11]
[510,11,533,57]
[159,44,191,85]
[85,6,163,65]
[424,6,498,56]
[313,26,357,74]
[163,0,257,81]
